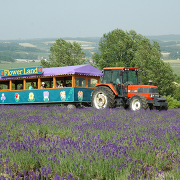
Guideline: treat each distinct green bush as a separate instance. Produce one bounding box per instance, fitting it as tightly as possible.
[173,85,180,101]
[165,95,180,109]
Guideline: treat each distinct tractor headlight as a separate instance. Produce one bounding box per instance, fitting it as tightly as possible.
[150,94,159,97]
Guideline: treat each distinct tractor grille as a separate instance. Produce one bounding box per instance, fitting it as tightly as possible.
[138,88,158,93]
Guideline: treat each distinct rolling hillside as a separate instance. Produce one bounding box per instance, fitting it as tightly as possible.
[0,35,180,74]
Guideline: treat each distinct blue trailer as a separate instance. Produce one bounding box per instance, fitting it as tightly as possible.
[0,65,102,107]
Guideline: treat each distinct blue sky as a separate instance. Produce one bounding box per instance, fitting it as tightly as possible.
[0,0,180,40]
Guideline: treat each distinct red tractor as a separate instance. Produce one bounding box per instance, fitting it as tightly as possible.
[91,67,168,111]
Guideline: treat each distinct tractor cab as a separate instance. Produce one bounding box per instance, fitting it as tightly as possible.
[100,67,139,96]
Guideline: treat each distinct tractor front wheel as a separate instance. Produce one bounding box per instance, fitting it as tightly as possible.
[91,86,116,109]
[129,95,148,111]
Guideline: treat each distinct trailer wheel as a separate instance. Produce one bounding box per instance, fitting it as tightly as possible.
[129,95,148,111]
[91,86,115,109]
[67,104,76,109]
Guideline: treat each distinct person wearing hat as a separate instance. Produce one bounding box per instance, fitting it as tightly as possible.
[41,82,46,89]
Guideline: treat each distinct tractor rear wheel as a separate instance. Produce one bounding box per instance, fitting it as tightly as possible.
[91,86,116,109]
[129,95,148,111]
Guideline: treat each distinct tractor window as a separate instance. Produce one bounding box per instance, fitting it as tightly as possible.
[128,71,138,85]
[112,70,121,85]
[123,71,128,85]
[102,70,111,83]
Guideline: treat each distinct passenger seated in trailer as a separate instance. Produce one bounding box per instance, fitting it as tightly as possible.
[29,82,35,89]
[68,83,72,87]
[41,82,46,89]
[56,82,59,88]
[20,85,23,90]
[59,82,64,88]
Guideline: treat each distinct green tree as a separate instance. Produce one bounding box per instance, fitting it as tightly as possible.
[93,29,144,69]
[131,39,175,95]
[173,86,180,101]
[93,29,175,95]
[41,38,85,67]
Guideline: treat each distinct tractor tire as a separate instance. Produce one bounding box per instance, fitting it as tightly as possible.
[91,86,116,109]
[129,94,148,111]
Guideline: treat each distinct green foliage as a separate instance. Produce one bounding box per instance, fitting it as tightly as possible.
[0,53,14,62]
[131,40,175,95]
[41,38,85,68]
[93,29,143,69]
[93,28,175,96]
[172,85,180,101]
[0,42,44,62]
[0,42,41,52]
[174,74,180,83]
[0,51,38,61]
[165,95,180,109]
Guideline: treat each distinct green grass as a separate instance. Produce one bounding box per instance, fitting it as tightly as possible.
[0,58,180,75]
[0,62,41,70]
[172,67,180,74]
[163,60,180,74]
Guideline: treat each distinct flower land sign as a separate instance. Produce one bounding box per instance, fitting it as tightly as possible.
[0,66,43,77]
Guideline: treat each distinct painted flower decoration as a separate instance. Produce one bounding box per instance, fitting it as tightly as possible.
[38,67,42,73]
[15,93,20,102]
[28,92,35,102]
[43,91,49,102]
[60,91,66,101]
[78,91,83,101]
[1,93,6,102]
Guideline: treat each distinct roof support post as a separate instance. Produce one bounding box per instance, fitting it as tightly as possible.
[9,80,12,91]
[23,79,26,90]
[72,75,75,88]
[85,77,88,88]
[53,76,56,88]
[38,78,41,89]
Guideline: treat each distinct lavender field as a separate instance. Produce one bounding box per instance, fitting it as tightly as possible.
[0,106,180,180]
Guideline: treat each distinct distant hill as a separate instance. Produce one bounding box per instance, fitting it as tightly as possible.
[0,37,101,64]
[146,34,180,41]
[0,35,180,64]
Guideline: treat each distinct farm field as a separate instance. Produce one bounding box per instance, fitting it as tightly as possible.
[0,106,180,179]
[0,59,180,74]
[0,62,41,70]
[163,60,180,74]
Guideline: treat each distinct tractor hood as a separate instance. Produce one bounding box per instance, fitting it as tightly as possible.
[128,85,158,93]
